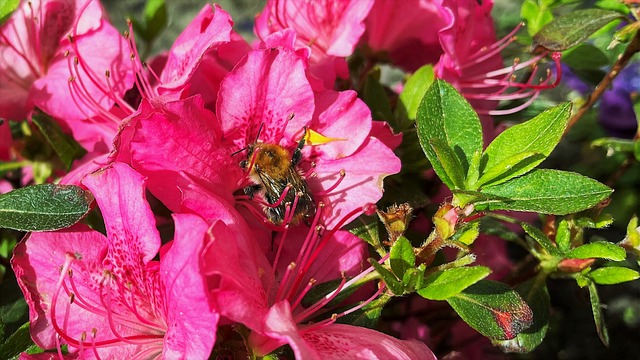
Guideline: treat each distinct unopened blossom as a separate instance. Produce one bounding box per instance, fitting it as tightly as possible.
[116,44,400,229]
[255,0,373,87]
[12,163,218,359]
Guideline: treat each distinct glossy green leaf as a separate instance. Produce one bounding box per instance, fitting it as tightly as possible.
[427,138,466,189]
[0,322,33,360]
[476,152,545,189]
[417,80,483,189]
[478,169,613,215]
[0,184,94,231]
[447,280,533,341]
[398,65,435,121]
[390,237,415,279]
[533,9,624,51]
[479,103,571,188]
[588,281,609,346]
[418,266,491,300]
[32,112,86,170]
[589,267,640,285]
[521,222,561,256]
[634,140,640,161]
[0,0,18,25]
[338,294,390,329]
[566,242,626,261]
[496,276,550,353]
[370,260,404,295]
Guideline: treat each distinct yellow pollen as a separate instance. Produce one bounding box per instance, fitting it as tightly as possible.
[304,129,346,146]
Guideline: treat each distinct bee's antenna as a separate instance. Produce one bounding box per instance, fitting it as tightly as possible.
[231,147,248,156]
[255,122,265,142]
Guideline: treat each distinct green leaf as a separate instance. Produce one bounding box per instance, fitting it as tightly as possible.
[0,322,33,360]
[533,9,625,51]
[521,222,561,256]
[363,70,394,123]
[427,138,466,189]
[634,140,640,162]
[520,0,554,37]
[447,280,533,341]
[0,184,94,231]
[479,103,571,188]
[416,80,483,189]
[587,281,609,346]
[31,112,87,170]
[338,294,390,329]
[563,44,609,70]
[556,219,571,253]
[496,276,550,353]
[592,137,636,154]
[589,267,640,285]
[143,0,167,42]
[369,259,404,295]
[345,214,380,248]
[566,242,626,261]
[398,65,435,121]
[0,0,18,25]
[478,169,613,215]
[475,152,545,189]
[418,266,491,300]
[389,237,415,279]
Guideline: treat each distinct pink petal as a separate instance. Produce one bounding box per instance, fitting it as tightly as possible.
[81,163,160,264]
[11,225,109,349]
[312,137,401,227]
[161,214,219,358]
[255,301,320,359]
[363,0,449,72]
[272,228,366,285]
[216,47,314,149]
[159,4,233,93]
[301,323,435,360]
[117,96,238,211]
[370,120,403,150]
[31,18,134,122]
[311,89,371,159]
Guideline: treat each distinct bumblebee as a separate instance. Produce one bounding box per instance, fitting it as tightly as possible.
[239,128,315,225]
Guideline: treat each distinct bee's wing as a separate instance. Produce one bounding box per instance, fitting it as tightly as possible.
[256,169,289,204]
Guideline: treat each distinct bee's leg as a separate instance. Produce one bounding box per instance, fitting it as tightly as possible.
[243,184,262,199]
[291,127,306,166]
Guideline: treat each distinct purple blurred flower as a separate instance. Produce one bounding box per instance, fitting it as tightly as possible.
[563,63,639,138]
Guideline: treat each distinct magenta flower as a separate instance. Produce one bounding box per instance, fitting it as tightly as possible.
[59,3,236,184]
[116,45,400,229]
[255,0,373,88]
[12,163,218,358]
[362,0,450,72]
[0,0,133,123]
[191,185,434,359]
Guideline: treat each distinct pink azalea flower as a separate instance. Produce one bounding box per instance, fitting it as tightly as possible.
[255,0,374,88]
[191,185,434,359]
[59,3,236,184]
[116,45,400,229]
[0,0,133,123]
[362,0,450,72]
[12,163,218,358]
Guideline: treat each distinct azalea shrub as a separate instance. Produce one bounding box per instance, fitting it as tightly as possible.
[1,0,640,359]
